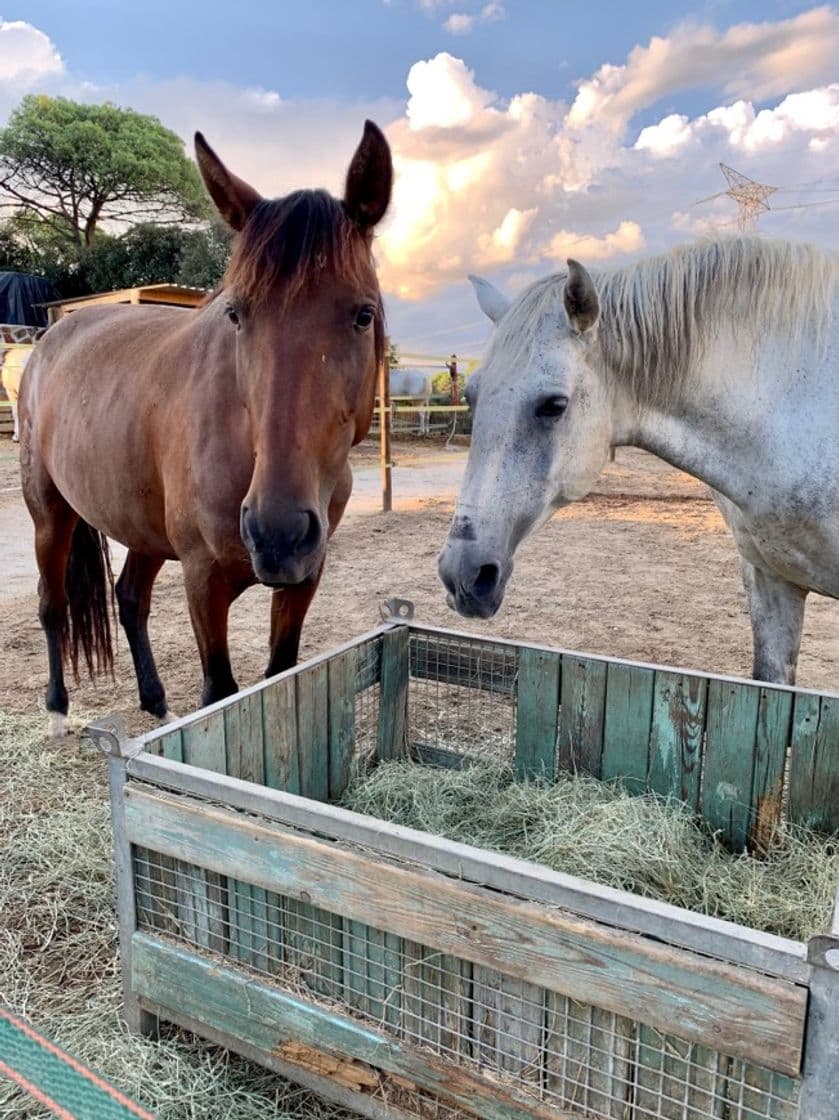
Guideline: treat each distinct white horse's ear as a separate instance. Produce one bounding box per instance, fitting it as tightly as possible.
[563,259,599,333]
[468,274,511,325]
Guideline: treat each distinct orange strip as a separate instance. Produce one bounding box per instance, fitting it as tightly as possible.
[0,1058,77,1120]
[0,1007,155,1120]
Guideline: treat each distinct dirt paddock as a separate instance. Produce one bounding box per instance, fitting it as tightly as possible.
[1,437,837,733]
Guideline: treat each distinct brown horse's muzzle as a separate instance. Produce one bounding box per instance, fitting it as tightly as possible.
[240,503,324,586]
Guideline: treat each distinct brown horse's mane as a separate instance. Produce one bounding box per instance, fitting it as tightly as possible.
[220,189,385,365]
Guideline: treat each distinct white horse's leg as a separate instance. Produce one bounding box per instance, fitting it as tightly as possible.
[739,559,807,684]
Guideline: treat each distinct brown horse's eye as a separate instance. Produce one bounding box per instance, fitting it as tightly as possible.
[354,305,375,331]
[225,305,240,328]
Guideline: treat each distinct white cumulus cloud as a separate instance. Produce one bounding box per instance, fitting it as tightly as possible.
[0,18,63,86]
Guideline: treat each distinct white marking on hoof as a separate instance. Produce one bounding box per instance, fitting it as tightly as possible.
[49,712,69,738]
[158,710,179,725]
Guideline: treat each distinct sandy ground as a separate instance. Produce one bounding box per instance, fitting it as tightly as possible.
[1,436,837,733]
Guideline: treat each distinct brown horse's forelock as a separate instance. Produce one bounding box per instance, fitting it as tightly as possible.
[223,189,385,365]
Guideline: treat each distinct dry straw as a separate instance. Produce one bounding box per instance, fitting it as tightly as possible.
[342,759,839,942]
[0,711,356,1120]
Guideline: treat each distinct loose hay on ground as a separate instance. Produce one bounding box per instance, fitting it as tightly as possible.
[341,759,839,942]
[0,711,359,1120]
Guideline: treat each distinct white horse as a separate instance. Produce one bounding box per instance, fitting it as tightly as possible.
[390,366,434,435]
[438,236,839,684]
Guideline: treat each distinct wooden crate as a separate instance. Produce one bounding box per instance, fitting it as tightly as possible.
[98,622,839,1120]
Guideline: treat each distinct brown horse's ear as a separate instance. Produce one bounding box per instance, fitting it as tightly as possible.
[563,258,600,334]
[194,132,263,232]
[343,120,393,230]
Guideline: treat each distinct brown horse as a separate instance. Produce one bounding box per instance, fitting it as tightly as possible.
[20,121,392,736]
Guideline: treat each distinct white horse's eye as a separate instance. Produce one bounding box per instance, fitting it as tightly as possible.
[535,395,568,420]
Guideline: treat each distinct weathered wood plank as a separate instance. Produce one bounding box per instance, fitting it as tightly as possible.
[224,691,264,783]
[156,728,183,761]
[647,671,707,807]
[703,679,760,850]
[126,755,810,984]
[285,898,344,1002]
[377,627,409,762]
[262,675,300,795]
[601,662,654,792]
[328,649,357,800]
[124,786,808,1074]
[181,710,227,773]
[750,689,793,853]
[401,942,472,1059]
[558,656,607,777]
[296,664,329,802]
[545,996,635,1118]
[409,633,518,696]
[515,647,560,779]
[473,968,544,1087]
[788,694,839,832]
[132,932,572,1120]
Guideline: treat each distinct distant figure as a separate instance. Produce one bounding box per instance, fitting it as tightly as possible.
[446,353,458,404]
[1,346,31,441]
[389,366,434,435]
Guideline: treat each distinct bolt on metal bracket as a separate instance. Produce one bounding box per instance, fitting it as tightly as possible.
[379,597,415,623]
[83,714,145,760]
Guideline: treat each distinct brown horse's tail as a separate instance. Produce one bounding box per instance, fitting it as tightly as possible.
[65,519,115,681]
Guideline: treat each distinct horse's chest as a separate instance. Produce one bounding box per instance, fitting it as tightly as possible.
[734,502,839,598]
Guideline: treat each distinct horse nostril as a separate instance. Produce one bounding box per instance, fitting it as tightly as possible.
[472,563,500,600]
[294,510,321,557]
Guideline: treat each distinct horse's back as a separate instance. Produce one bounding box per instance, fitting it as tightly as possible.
[390,367,431,397]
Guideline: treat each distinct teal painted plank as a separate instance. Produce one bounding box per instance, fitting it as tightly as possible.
[181,710,226,773]
[156,728,183,761]
[262,675,300,795]
[557,655,607,777]
[377,627,409,762]
[515,647,560,780]
[224,697,267,969]
[788,694,839,833]
[133,932,574,1120]
[601,662,655,792]
[344,923,401,1028]
[749,689,793,852]
[224,691,264,783]
[124,785,807,1074]
[703,680,761,850]
[285,897,344,1002]
[648,670,707,807]
[328,649,357,800]
[296,664,329,802]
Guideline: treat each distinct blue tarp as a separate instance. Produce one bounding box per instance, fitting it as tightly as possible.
[0,271,58,327]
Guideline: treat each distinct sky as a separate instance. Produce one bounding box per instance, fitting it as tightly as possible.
[1,0,838,357]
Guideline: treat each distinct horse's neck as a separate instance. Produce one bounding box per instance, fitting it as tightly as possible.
[617,333,770,505]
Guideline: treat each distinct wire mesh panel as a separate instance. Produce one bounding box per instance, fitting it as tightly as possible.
[133,847,801,1120]
[352,635,384,772]
[407,632,519,766]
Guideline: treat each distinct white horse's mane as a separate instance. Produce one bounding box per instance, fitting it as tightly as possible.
[490,236,838,407]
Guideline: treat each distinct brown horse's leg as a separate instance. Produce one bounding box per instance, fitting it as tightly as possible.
[116,551,168,717]
[32,500,78,736]
[182,558,240,706]
[266,565,324,677]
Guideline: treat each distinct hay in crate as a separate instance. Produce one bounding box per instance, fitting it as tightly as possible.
[341,759,839,942]
[0,711,358,1120]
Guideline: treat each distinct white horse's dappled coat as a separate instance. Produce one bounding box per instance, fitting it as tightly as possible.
[438,236,839,684]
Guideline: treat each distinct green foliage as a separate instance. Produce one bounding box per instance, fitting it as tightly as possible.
[0,95,209,247]
[0,216,232,298]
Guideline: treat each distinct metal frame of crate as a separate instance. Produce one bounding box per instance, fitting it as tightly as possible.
[92,613,839,1120]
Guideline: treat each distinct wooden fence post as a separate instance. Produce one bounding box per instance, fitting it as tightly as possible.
[378,356,392,513]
